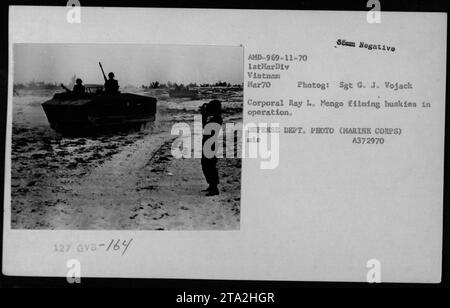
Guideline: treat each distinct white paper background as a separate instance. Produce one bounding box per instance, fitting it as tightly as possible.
[3,7,446,282]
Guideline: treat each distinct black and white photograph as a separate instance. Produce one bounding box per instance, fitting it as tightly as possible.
[1,2,448,289]
[10,43,243,230]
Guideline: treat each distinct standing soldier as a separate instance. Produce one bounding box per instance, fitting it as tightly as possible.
[201,100,223,196]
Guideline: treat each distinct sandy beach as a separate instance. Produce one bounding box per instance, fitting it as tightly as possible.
[10,88,242,230]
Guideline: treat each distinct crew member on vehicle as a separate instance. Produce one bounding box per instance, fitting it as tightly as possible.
[60,78,85,97]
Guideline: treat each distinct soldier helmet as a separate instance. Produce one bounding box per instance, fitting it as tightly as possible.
[108,72,115,78]
[76,78,83,84]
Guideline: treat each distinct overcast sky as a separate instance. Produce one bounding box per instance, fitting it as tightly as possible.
[14,44,243,86]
